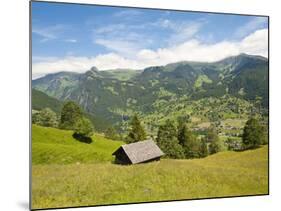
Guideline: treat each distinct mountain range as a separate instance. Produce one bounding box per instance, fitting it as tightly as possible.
[32,53,268,131]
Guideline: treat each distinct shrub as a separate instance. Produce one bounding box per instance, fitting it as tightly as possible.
[74,117,94,138]
[209,138,225,154]
[226,137,243,151]
[105,126,119,140]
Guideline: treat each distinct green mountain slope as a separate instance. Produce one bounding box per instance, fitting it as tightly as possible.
[32,89,63,113]
[98,68,142,81]
[32,54,268,131]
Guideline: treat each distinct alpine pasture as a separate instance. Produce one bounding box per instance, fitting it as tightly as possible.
[32,125,268,209]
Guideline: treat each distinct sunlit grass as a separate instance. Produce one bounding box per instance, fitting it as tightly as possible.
[32,145,268,209]
[32,124,124,164]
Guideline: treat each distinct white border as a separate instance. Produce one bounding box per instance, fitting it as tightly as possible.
[1,0,280,211]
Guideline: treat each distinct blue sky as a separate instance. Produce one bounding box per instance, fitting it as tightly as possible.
[31,1,268,78]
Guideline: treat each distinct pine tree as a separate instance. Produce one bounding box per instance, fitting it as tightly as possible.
[199,139,208,158]
[178,124,200,158]
[206,126,224,154]
[156,120,184,159]
[177,115,191,129]
[260,124,269,145]
[126,114,146,143]
[242,117,267,149]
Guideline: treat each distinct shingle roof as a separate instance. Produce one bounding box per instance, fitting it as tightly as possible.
[113,140,164,164]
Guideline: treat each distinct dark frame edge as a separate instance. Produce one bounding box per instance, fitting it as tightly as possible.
[267,16,270,196]
[30,0,269,18]
[29,0,33,210]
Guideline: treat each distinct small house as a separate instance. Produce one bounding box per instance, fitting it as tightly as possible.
[112,140,164,164]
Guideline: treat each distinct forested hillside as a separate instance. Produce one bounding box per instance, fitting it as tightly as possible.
[32,53,268,134]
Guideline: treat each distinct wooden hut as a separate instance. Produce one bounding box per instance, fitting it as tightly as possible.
[112,140,164,164]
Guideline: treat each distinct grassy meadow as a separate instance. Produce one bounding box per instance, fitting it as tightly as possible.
[32,124,124,164]
[32,125,268,209]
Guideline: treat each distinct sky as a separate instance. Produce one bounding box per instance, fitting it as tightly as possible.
[32,1,268,79]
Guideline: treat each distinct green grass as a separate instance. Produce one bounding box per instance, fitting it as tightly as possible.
[194,75,212,88]
[32,145,268,209]
[221,119,246,127]
[100,69,142,81]
[32,124,124,164]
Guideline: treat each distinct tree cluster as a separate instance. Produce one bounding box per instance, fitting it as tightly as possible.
[123,114,225,159]
[156,120,223,159]
[32,108,58,127]
[33,101,94,141]
[156,120,185,159]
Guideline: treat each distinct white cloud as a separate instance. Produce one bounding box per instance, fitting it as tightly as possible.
[32,56,59,63]
[168,22,203,45]
[157,19,204,44]
[113,10,142,18]
[239,29,268,56]
[93,25,152,57]
[92,18,204,58]
[32,24,66,42]
[135,28,268,65]
[32,28,268,79]
[234,17,268,39]
[136,40,240,66]
[32,53,140,79]
[64,39,77,43]
[95,24,126,34]
[95,36,149,57]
